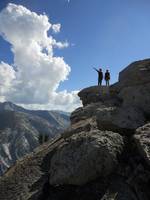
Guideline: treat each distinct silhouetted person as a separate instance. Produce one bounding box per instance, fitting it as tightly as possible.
[105,70,110,86]
[93,67,103,86]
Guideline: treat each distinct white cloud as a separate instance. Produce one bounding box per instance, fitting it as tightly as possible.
[0,62,15,100]
[52,23,61,33]
[19,90,80,112]
[52,39,69,49]
[0,3,81,111]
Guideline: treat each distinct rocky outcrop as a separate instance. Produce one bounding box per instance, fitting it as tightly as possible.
[96,106,145,134]
[78,59,150,135]
[0,132,123,200]
[0,59,150,200]
[118,83,150,115]
[111,59,150,116]
[78,86,120,106]
[118,59,150,87]
[50,130,123,186]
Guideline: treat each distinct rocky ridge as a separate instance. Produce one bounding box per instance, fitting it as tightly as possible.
[0,59,150,200]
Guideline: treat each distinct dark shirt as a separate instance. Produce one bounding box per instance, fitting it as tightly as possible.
[98,71,103,80]
[95,69,103,79]
[105,72,110,80]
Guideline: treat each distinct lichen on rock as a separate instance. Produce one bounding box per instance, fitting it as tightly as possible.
[49,130,124,186]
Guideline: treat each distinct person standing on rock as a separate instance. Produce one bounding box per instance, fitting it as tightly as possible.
[105,70,110,86]
[93,67,103,86]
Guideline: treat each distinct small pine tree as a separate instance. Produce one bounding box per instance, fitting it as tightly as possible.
[38,133,44,144]
[44,134,49,142]
[38,133,49,144]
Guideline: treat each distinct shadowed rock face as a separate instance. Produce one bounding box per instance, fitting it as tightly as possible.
[0,59,150,200]
[118,83,150,115]
[118,59,150,87]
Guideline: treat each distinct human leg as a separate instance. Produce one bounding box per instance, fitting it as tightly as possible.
[98,78,102,86]
[100,79,102,86]
[107,80,109,86]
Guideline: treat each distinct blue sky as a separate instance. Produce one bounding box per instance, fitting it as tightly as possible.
[1,0,150,89]
[0,0,150,110]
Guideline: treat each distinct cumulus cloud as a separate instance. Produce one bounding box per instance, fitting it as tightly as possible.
[20,90,80,112]
[0,62,16,101]
[52,23,61,33]
[0,3,81,111]
[52,39,69,49]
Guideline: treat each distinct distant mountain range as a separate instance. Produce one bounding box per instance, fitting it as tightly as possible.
[0,102,70,175]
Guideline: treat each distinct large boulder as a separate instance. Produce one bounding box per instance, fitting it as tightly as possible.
[96,106,145,135]
[70,100,121,125]
[78,86,119,106]
[49,130,124,186]
[110,59,150,117]
[134,123,150,166]
[118,83,150,116]
[118,59,150,88]
[70,103,105,124]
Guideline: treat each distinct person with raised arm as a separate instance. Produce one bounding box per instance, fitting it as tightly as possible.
[93,67,103,86]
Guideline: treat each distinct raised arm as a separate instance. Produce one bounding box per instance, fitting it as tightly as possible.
[93,67,99,72]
